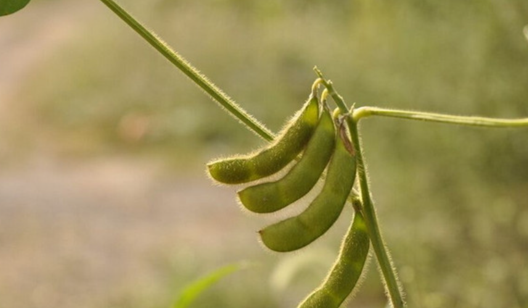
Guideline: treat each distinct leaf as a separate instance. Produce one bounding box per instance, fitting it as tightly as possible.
[173,263,247,308]
[0,0,31,16]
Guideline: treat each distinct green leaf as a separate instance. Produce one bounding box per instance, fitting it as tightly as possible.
[173,263,246,308]
[0,0,31,16]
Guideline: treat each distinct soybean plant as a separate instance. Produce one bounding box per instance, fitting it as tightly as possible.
[4,1,528,308]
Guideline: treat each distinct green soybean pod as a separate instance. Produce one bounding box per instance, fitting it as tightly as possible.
[207,93,319,184]
[238,107,336,213]
[259,121,356,252]
[298,209,370,308]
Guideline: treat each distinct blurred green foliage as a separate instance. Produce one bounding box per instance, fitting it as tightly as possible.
[20,0,528,307]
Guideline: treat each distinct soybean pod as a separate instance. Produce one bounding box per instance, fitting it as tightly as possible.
[298,207,370,308]
[207,93,319,184]
[259,119,356,252]
[238,107,335,213]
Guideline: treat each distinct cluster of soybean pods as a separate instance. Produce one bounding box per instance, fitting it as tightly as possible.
[208,79,369,308]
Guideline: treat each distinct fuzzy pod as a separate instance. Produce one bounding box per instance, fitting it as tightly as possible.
[259,123,356,252]
[238,108,335,213]
[298,210,370,308]
[207,94,319,184]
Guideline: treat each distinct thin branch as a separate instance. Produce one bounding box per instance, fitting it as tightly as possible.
[99,0,275,141]
[316,70,406,308]
[353,106,528,128]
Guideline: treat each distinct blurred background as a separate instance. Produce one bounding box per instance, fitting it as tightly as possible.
[1,0,528,307]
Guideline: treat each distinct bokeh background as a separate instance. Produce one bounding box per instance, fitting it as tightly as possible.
[1,0,528,307]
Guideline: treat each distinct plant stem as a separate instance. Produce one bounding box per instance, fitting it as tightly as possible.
[314,68,349,113]
[99,0,275,142]
[348,117,405,308]
[315,71,406,307]
[353,106,528,128]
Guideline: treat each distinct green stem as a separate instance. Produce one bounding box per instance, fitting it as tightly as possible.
[348,117,405,308]
[353,106,528,128]
[99,0,275,142]
[315,70,405,307]
[314,67,349,113]
[349,104,527,306]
